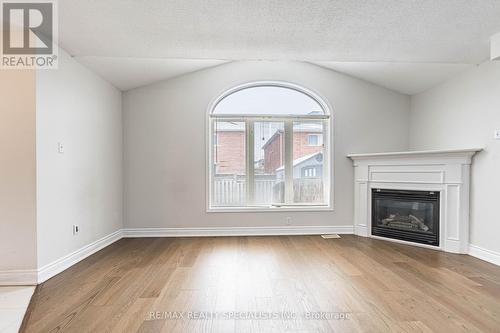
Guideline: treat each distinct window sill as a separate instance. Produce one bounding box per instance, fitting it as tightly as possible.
[207,205,334,213]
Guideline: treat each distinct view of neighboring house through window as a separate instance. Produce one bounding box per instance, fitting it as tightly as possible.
[293,121,325,203]
[307,134,322,146]
[213,121,246,206]
[254,121,285,205]
[209,83,331,210]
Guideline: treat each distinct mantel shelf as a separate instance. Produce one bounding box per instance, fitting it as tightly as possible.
[347,148,482,160]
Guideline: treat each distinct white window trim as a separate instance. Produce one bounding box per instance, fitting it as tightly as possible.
[206,81,334,213]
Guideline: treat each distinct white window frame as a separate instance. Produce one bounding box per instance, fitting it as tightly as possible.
[206,81,334,212]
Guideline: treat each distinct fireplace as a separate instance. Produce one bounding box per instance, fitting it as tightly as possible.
[349,149,480,253]
[372,189,440,246]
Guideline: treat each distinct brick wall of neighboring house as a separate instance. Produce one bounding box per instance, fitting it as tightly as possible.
[215,131,245,174]
[215,130,323,175]
[263,132,323,173]
[293,132,323,160]
[263,132,284,173]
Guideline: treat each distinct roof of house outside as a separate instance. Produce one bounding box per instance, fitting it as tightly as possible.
[260,122,323,149]
[276,151,323,171]
[294,122,323,132]
[214,121,245,131]
[261,130,283,150]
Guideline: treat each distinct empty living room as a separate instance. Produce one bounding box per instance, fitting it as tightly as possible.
[2,1,500,332]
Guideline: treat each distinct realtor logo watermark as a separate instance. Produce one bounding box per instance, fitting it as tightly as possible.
[1,0,58,69]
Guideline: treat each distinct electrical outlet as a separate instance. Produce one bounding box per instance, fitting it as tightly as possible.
[286,217,292,226]
[73,225,79,235]
[58,142,65,154]
[495,130,500,140]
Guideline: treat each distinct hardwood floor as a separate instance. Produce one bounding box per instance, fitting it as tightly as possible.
[21,235,500,332]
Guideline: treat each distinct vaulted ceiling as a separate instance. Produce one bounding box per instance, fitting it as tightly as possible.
[76,57,228,91]
[59,0,500,92]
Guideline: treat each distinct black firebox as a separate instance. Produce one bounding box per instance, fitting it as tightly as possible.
[372,189,440,246]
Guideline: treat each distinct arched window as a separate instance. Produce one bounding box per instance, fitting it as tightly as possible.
[208,82,332,211]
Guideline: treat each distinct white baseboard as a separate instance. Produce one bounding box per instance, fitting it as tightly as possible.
[122,226,354,238]
[0,269,38,286]
[37,229,123,284]
[469,244,500,266]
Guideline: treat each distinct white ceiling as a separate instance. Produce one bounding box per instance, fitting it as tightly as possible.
[313,62,474,95]
[75,57,228,91]
[60,0,500,92]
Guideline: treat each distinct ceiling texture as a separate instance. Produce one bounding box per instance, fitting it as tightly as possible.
[59,0,500,93]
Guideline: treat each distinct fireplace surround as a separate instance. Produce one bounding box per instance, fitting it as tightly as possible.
[348,148,481,253]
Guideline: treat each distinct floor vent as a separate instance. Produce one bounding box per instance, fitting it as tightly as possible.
[321,234,341,239]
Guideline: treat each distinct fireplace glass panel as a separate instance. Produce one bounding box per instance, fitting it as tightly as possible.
[372,189,439,246]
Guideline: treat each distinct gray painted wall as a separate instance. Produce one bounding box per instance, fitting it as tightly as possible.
[123,61,410,229]
[36,49,123,268]
[410,61,500,254]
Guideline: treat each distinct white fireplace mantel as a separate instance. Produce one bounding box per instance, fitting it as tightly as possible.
[348,148,482,253]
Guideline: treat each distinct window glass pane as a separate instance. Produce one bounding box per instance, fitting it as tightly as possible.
[213,86,324,116]
[212,121,246,206]
[209,83,331,209]
[254,121,285,205]
[293,121,325,204]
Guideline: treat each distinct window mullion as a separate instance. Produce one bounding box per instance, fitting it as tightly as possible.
[284,120,294,204]
[246,120,255,205]
[323,120,330,204]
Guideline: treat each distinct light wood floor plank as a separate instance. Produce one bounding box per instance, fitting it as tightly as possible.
[21,235,500,333]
